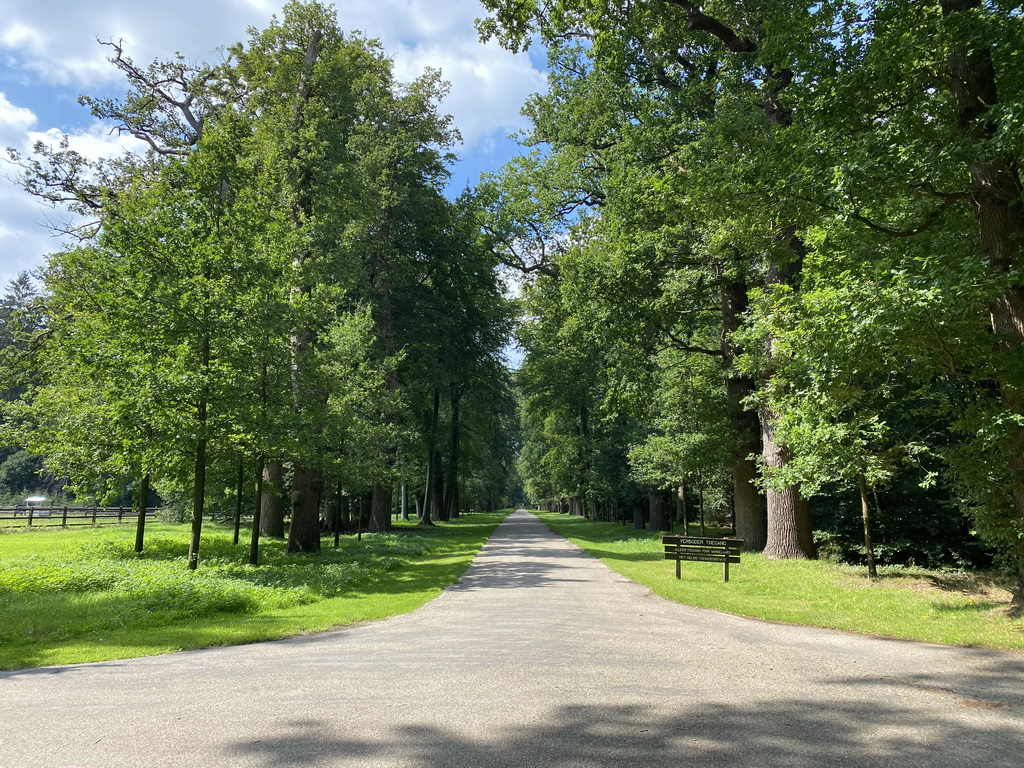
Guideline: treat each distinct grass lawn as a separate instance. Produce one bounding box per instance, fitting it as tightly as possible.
[537,512,1024,652]
[0,512,508,670]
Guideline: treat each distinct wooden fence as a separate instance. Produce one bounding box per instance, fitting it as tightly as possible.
[0,506,160,529]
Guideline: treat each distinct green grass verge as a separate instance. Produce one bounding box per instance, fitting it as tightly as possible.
[536,512,1024,651]
[0,512,508,670]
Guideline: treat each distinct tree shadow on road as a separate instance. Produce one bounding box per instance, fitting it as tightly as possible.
[226,689,1024,768]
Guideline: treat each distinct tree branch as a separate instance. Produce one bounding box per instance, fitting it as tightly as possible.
[664,328,724,356]
[666,1,757,53]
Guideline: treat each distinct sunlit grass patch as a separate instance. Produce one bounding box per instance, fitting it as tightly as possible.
[536,512,1024,651]
[0,513,507,669]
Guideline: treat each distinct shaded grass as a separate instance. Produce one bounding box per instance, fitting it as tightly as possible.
[538,513,1024,651]
[0,513,507,669]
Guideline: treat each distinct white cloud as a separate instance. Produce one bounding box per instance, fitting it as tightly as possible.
[1,22,45,52]
[0,181,64,288]
[393,38,545,146]
[0,92,37,140]
[27,122,142,162]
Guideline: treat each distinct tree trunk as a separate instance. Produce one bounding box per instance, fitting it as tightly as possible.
[400,483,409,521]
[232,457,244,546]
[632,500,645,530]
[249,454,265,566]
[360,494,372,534]
[187,333,210,571]
[432,450,447,522]
[857,471,878,578]
[133,472,150,554]
[288,462,323,552]
[648,491,668,532]
[445,394,462,519]
[370,483,393,533]
[260,461,285,538]
[341,494,352,531]
[760,252,814,559]
[419,388,441,526]
[187,432,207,571]
[333,483,343,547]
[721,270,768,551]
[941,0,1024,614]
[677,482,689,536]
[761,400,814,558]
[733,458,766,550]
[368,197,398,532]
[284,25,326,553]
[698,482,707,537]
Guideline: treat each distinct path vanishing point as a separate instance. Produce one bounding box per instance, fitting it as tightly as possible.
[2,510,1023,767]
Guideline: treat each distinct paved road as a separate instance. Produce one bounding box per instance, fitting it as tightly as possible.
[2,510,1023,767]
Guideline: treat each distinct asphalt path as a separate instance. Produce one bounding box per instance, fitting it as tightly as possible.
[2,510,1023,767]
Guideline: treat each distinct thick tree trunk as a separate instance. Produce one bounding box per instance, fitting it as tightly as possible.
[288,462,323,552]
[942,0,1024,612]
[370,483,393,532]
[761,401,813,558]
[260,461,285,538]
[733,459,766,550]
[287,325,326,551]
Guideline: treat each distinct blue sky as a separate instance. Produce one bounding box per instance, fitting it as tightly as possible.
[0,0,546,290]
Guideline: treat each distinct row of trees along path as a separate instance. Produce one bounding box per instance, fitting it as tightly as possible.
[477,0,1024,613]
[4,0,1024,617]
[3,2,517,568]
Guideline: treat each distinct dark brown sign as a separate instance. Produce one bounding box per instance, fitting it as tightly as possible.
[662,535,744,581]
